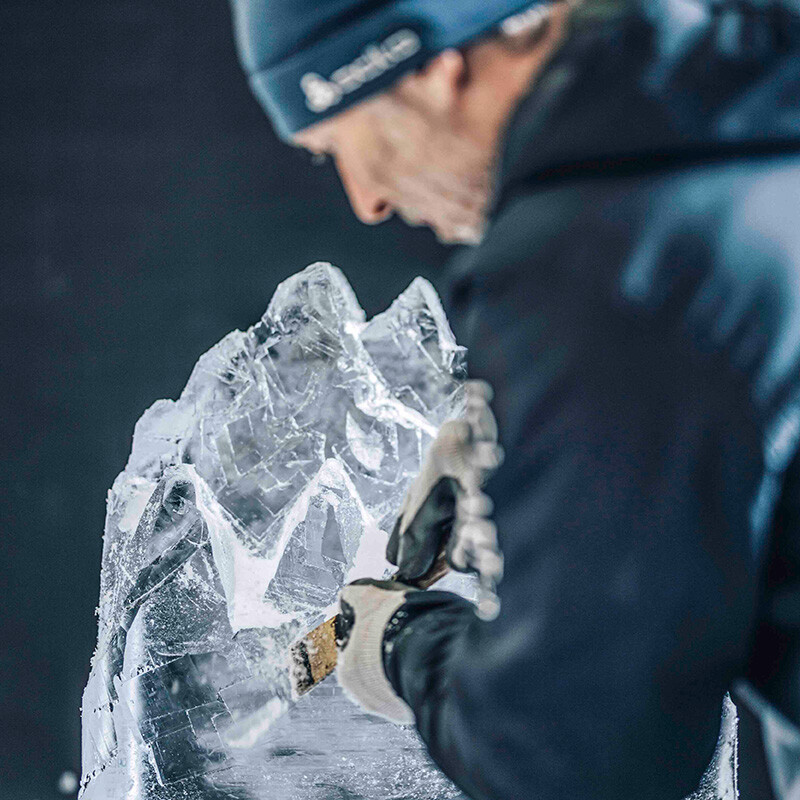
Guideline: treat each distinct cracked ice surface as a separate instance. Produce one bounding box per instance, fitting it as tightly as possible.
[80,263,470,800]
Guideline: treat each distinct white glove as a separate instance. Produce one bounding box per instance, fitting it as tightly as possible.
[336,579,416,724]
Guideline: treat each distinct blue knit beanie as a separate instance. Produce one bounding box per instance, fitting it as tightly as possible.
[230,0,552,140]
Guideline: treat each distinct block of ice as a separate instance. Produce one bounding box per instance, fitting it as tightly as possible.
[80,264,470,799]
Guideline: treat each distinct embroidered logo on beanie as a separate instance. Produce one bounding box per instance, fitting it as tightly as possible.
[300,28,422,113]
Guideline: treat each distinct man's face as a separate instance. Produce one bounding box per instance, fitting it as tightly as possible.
[294,77,492,245]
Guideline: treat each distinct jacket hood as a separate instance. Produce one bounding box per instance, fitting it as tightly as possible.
[493,0,800,212]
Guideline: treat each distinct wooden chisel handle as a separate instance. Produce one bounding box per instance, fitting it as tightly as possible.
[289,554,449,697]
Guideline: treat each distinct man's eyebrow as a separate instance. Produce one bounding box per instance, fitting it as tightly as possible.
[291,136,333,158]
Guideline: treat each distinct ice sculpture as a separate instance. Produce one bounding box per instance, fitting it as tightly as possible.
[689,697,738,800]
[80,263,471,800]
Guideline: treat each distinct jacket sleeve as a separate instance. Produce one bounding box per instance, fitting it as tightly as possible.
[383,203,766,800]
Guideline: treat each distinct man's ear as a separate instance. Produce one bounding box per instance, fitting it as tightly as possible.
[402,48,467,115]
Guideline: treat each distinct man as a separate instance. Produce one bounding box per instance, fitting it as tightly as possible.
[230,0,800,797]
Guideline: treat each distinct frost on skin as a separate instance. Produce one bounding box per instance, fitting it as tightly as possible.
[80,263,472,800]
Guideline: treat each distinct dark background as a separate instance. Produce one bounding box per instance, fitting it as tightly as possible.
[0,3,449,798]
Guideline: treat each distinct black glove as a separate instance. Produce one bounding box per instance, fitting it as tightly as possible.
[386,380,504,586]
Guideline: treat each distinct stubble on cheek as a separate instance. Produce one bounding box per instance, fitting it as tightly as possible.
[360,92,492,243]
[384,129,490,242]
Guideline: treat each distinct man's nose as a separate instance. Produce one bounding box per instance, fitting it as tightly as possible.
[334,159,393,225]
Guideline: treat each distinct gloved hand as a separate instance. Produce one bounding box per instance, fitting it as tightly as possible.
[336,382,504,724]
[336,579,417,724]
[387,379,504,586]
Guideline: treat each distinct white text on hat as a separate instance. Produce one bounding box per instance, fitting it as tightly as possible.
[301,29,422,113]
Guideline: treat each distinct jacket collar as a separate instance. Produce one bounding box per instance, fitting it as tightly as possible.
[489,1,800,219]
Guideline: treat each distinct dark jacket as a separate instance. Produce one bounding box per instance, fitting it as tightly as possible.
[384,3,800,799]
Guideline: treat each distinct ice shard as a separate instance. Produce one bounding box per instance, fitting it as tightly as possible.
[80,263,470,800]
